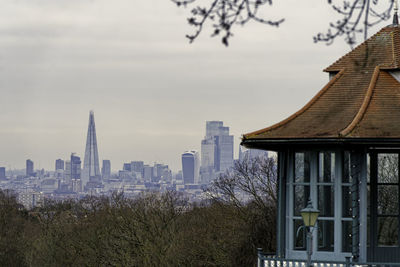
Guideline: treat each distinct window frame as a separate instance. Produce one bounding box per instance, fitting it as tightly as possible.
[286,150,353,260]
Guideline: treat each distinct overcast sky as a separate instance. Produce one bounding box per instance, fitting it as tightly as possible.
[0,0,390,172]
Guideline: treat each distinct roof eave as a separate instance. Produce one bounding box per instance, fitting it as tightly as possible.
[241,137,400,151]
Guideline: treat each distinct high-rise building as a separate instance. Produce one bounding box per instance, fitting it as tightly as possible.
[102,160,111,179]
[123,163,132,172]
[131,161,144,173]
[0,167,5,180]
[69,154,82,192]
[55,159,64,171]
[64,160,71,181]
[82,111,101,187]
[26,159,34,177]
[71,154,81,180]
[200,121,234,183]
[143,165,153,181]
[182,151,200,184]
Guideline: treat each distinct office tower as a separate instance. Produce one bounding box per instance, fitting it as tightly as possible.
[69,154,82,192]
[143,165,153,181]
[131,161,144,173]
[26,159,34,177]
[71,154,81,180]
[55,159,64,171]
[217,134,234,171]
[153,163,171,182]
[182,151,200,184]
[123,163,132,172]
[200,121,234,183]
[0,167,5,180]
[64,160,71,181]
[102,160,111,179]
[82,111,101,187]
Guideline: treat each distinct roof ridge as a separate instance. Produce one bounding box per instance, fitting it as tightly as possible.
[324,26,395,72]
[243,69,345,139]
[340,66,380,136]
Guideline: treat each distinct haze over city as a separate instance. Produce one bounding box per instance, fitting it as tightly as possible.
[0,0,386,171]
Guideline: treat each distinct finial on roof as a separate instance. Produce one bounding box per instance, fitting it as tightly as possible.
[394,0,399,25]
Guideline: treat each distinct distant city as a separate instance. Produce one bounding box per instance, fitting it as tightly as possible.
[0,111,268,209]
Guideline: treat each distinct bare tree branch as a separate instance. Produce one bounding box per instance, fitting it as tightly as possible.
[314,0,394,47]
[171,0,284,46]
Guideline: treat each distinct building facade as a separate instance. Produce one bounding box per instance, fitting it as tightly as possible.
[55,159,64,171]
[182,151,200,184]
[200,121,234,183]
[0,167,5,180]
[82,111,101,187]
[26,159,34,177]
[102,160,111,179]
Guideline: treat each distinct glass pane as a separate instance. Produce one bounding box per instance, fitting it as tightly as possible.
[294,219,306,250]
[378,217,398,246]
[343,151,352,183]
[342,186,352,218]
[294,185,310,216]
[295,152,310,183]
[319,152,335,183]
[342,221,352,252]
[378,154,398,183]
[318,185,334,217]
[318,220,334,251]
[377,185,399,215]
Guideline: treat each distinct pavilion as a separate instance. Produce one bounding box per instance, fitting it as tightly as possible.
[242,12,400,265]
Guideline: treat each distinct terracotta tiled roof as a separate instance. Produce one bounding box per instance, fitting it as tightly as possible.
[243,25,400,142]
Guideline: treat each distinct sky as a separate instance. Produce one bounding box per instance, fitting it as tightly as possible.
[0,0,390,172]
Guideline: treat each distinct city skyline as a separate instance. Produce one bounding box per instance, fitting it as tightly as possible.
[0,1,388,172]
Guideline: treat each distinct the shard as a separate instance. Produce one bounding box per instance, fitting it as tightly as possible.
[82,111,101,188]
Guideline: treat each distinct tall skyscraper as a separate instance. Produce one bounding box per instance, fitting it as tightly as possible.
[200,121,234,183]
[26,159,34,177]
[123,163,132,172]
[68,153,82,192]
[55,159,64,171]
[71,154,81,180]
[82,111,101,187]
[102,160,111,179]
[131,161,144,173]
[143,165,153,181]
[182,151,200,184]
[0,167,5,180]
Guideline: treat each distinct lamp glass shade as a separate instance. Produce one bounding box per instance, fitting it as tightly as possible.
[300,200,320,227]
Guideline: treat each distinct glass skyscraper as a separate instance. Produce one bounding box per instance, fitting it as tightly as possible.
[82,111,101,188]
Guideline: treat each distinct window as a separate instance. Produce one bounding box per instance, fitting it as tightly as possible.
[317,152,335,251]
[293,152,310,250]
[287,151,354,258]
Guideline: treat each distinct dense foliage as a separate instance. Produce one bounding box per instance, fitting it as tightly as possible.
[0,157,276,266]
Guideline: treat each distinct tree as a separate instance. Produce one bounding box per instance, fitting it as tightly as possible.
[206,155,278,261]
[171,0,396,47]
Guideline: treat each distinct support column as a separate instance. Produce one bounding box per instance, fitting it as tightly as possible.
[350,151,362,262]
[277,151,287,257]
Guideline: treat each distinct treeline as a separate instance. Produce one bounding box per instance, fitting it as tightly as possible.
[0,157,276,267]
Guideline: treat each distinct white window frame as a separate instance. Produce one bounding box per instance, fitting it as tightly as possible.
[286,151,353,261]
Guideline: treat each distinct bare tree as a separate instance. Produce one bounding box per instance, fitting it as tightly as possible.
[171,0,284,46]
[206,155,277,252]
[314,0,395,47]
[171,0,395,47]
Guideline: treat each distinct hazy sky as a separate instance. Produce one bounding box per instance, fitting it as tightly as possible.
[0,0,389,172]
